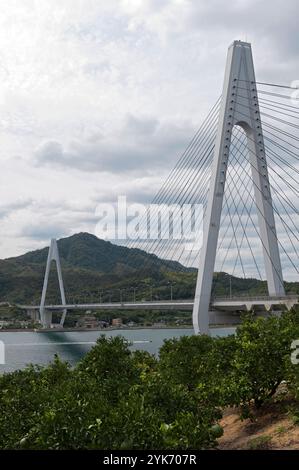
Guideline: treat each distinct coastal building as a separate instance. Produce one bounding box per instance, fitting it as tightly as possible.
[76,315,99,329]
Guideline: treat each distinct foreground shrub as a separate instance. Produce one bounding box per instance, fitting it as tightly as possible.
[158,312,299,418]
[0,336,221,449]
[2,312,299,449]
[284,308,299,408]
[158,334,237,406]
[0,356,71,448]
[231,313,299,416]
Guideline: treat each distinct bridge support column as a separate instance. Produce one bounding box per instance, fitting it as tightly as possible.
[26,308,40,321]
[193,41,285,335]
[43,311,53,328]
[40,238,67,328]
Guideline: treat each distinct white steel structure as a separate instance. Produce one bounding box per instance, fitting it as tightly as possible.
[193,40,285,335]
[40,238,67,327]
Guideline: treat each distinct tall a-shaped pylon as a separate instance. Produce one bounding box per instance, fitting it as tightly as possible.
[40,238,67,328]
[193,40,285,335]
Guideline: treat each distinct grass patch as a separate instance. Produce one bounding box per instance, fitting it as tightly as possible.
[248,434,272,450]
[275,426,287,435]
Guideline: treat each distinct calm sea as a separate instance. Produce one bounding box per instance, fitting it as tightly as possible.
[0,327,235,373]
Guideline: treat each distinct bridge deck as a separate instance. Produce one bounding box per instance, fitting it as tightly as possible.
[19,294,299,312]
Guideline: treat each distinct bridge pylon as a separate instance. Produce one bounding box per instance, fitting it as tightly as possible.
[193,40,285,335]
[40,238,67,328]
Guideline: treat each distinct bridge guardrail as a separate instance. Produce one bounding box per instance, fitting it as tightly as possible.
[212,294,299,302]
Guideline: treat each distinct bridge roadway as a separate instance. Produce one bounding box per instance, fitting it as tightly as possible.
[19,294,299,326]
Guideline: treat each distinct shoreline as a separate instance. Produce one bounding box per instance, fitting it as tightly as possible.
[0,325,193,333]
[0,324,236,333]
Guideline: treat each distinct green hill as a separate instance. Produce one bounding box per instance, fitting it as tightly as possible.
[0,233,191,304]
[0,232,297,304]
[12,232,187,274]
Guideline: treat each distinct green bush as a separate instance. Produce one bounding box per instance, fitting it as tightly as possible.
[0,336,221,449]
[231,313,299,416]
[158,334,237,407]
[1,312,299,449]
[0,356,71,448]
[284,309,299,407]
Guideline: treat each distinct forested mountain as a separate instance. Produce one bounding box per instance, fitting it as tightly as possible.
[0,232,297,304]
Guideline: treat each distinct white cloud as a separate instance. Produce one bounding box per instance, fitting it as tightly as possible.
[0,0,297,281]
[34,114,194,173]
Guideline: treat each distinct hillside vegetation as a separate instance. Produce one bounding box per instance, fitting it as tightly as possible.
[0,232,297,304]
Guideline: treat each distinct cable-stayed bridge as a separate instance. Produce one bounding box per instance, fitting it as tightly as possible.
[19,40,299,334]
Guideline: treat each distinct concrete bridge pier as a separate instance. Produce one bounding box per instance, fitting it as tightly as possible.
[43,310,52,328]
[27,308,40,322]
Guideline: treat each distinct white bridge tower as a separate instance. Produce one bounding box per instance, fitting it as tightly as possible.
[40,238,67,328]
[193,40,285,334]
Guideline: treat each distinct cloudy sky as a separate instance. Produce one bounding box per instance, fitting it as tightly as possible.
[0,0,298,279]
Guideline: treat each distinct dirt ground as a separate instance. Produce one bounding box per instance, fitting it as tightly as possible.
[218,401,299,450]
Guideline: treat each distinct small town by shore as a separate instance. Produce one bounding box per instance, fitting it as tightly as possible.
[0,303,196,332]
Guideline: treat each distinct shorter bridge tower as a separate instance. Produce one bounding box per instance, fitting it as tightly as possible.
[40,238,67,328]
